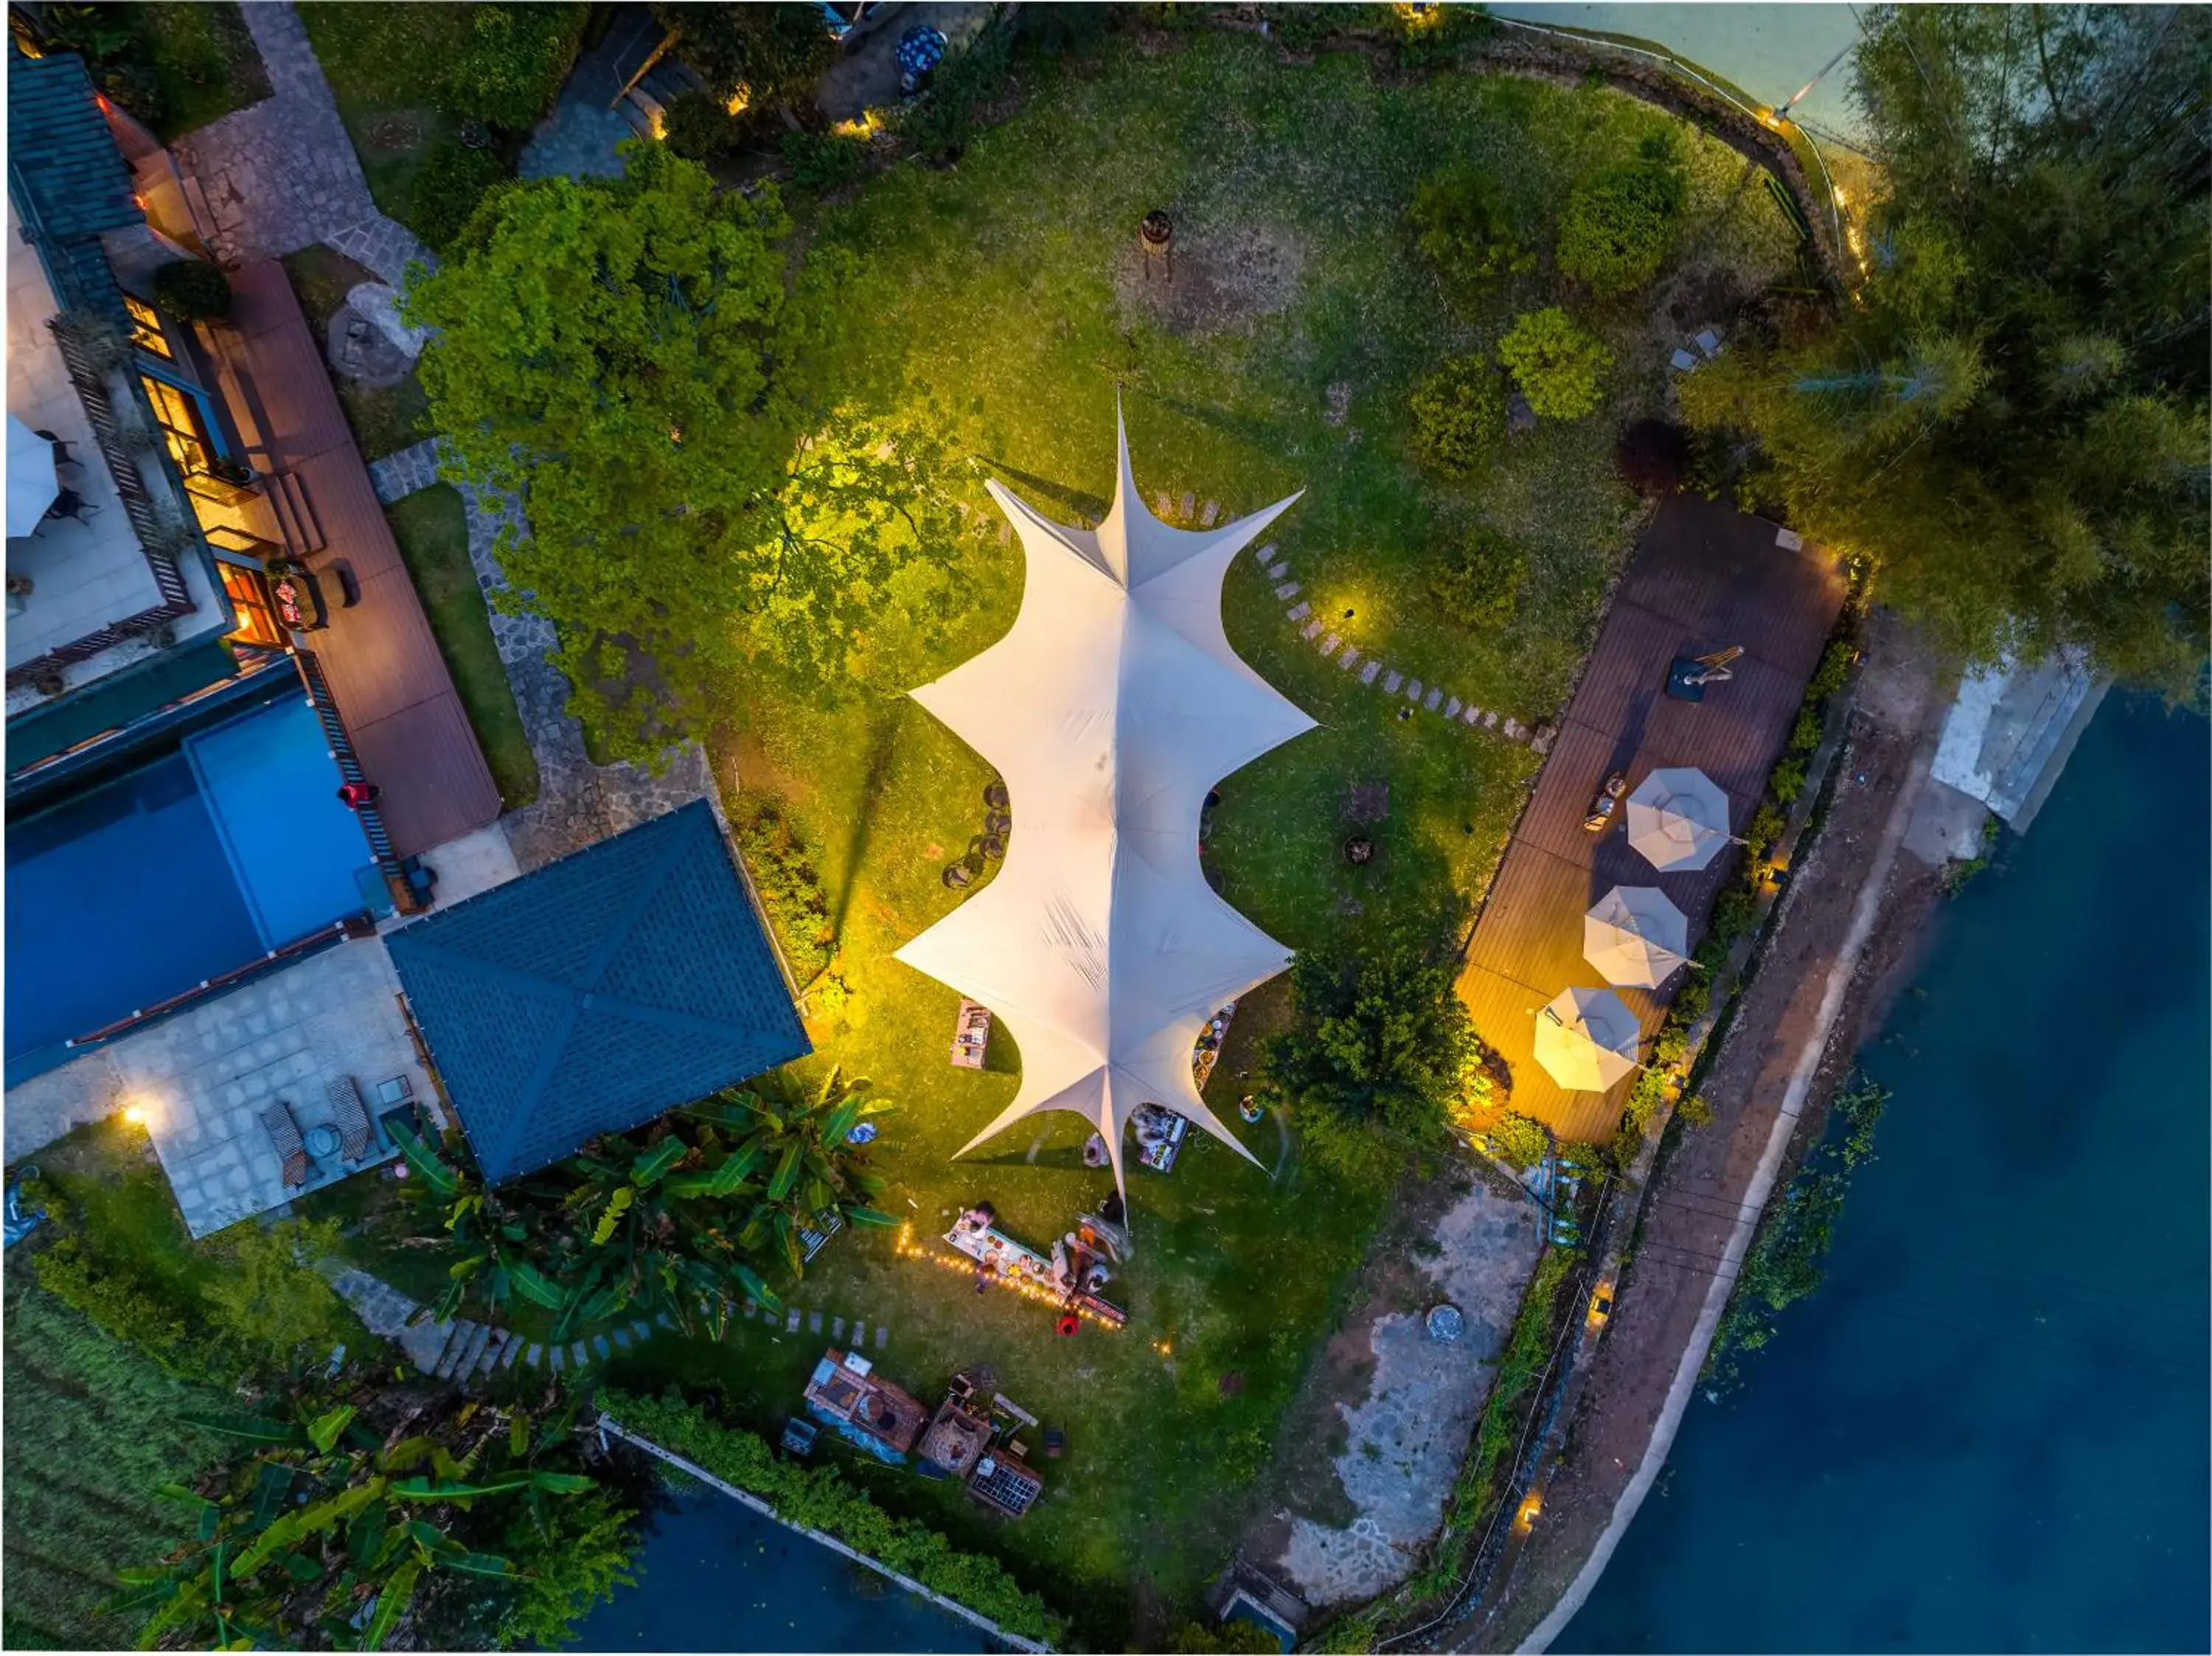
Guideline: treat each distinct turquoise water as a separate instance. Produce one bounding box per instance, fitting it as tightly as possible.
[569,1489,987,1652]
[1489,4,1868,143]
[1558,694,2211,1653]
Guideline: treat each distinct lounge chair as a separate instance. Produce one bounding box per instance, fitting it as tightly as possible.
[260,1102,308,1189]
[325,1076,373,1162]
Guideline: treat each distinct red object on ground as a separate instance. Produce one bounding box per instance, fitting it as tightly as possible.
[1056,1313,1080,1337]
[338,781,380,809]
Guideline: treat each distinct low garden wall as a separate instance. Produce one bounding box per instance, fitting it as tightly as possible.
[595,1391,1057,1652]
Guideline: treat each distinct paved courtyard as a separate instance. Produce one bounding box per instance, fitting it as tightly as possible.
[1276,1183,1547,1606]
[5,936,428,1236]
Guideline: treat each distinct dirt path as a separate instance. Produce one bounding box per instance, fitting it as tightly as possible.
[1454,615,1953,1652]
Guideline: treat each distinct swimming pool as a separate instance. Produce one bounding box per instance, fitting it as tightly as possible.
[5,692,375,1079]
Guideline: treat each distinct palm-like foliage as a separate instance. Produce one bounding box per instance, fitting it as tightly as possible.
[394,1070,896,1340]
[103,1386,597,1651]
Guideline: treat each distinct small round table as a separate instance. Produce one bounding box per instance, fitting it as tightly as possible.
[303,1123,342,1161]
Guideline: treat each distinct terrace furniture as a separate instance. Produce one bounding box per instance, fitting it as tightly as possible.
[260,1102,309,1188]
[326,1075,374,1161]
[38,488,99,529]
[950,999,992,1069]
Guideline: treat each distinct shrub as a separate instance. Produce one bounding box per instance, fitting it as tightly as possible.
[151,258,232,321]
[1743,801,1787,863]
[1808,638,1855,701]
[737,804,836,985]
[1488,1112,1551,1171]
[597,1389,1057,1641]
[782,128,872,192]
[658,3,840,108]
[446,2,588,131]
[1407,164,1531,286]
[1498,307,1614,420]
[1557,158,1686,294]
[1409,355,1507,473]
[897,21,1016,161]
[1427,526,1528,631]
[1615,417,1691,494]
[1769,755,1808,804]
[1789,708,1823,755]
[662,88,745,161]
[410,141,511,251]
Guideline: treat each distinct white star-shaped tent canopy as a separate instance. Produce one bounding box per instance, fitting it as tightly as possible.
[894,409,1315,1200]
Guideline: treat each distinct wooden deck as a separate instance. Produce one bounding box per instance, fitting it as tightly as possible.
[202,262,499,858]
[1457,497,1847,1144]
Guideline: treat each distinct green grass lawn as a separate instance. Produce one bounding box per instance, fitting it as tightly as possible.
[601,30,1799,1646]
[279,246,436,461]
[384,484,540,810]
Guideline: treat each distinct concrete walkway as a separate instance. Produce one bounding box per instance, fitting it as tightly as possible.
[170,1,432,286]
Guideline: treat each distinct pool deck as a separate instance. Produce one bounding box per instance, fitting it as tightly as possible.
[1456,497,1847,1144]
[195,260,501,859]
[3,933,428,1236]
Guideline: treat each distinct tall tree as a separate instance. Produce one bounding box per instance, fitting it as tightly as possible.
[1681,5,2210,692]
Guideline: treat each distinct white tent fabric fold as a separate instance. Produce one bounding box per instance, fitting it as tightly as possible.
[8,414,56,538]
[895,408,1315,1200]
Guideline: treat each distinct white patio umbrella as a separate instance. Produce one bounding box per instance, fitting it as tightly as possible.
[1626,767,1731,872]
[1534,986,1641,1092]
[1584,886,1690,988]
[7,415,57,537]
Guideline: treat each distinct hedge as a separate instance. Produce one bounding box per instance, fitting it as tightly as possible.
[597,1388,1057,1643]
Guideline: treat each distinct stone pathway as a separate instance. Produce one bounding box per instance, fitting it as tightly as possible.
[319,1257,891,1386]
[1247,535,1554,754]
[367,445,713,871]
[170,1,432,286]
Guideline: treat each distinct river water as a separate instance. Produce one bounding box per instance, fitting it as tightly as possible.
[1557,694,2212,1654]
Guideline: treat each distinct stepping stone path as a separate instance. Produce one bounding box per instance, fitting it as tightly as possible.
[315,1261,690,1389]
[1255,548,1557,756]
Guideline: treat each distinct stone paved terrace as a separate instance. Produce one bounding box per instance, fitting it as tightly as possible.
[3,936,428,1236]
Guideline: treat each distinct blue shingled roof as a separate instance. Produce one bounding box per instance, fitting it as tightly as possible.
[386,801,810,1183]
[7,51,142,311]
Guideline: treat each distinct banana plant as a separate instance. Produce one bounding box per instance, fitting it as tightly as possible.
[107,1385,599,1652]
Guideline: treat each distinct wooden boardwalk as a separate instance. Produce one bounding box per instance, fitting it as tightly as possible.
[202,263,499,858]
[1458,498,1846,1144]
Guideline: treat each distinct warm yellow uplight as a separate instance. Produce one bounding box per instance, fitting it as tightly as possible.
[123,1105,147,1125]
[832,111,882,140]
[725,86,751,116]
[1832,184,1848,208]
[1514,1489,1544,1534]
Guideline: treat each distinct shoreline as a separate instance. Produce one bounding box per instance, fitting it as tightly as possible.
[1451,611,1957,1654]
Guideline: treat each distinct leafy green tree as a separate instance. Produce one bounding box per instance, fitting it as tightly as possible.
[1265,912,1478,1184]
[1556,153,1686,293]
[653,3,838,114]
[1407,164,1532,287]
[1498,307,1614,420]
[407,143,790,761]
[1682,7,2211,691]
[106,1385,613,1651]
[390,1071,896,1337]
[1175,1618,1284,1655]
[1408,355,1509,473]
[1427,525,1527,630]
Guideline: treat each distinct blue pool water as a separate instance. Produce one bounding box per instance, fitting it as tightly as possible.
[4,694,372,1076]
[1557,695,2211,1653]
[568,1489,987,1653]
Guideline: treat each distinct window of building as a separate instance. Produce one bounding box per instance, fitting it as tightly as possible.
[218,560,286,649]
[139,372,212,476]
[124,293,173,360]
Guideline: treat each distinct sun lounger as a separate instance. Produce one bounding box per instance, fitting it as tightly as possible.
[260,1102,308,1189]
[326,1076,373,1161]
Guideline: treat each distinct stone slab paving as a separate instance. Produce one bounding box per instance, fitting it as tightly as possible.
[1277,1184,1545,1607]
[170,3,431,285]
[366,437,446,506]
[9,940,425,1230]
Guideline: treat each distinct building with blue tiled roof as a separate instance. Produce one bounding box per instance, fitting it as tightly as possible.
[386,800,811,1183]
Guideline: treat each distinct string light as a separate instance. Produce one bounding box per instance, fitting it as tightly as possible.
[895,1227,1124,1330]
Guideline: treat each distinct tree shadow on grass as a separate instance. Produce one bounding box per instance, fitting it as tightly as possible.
[975,458,1110,526]
[830,699,907,939]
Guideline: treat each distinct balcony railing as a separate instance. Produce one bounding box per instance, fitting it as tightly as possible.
[288,644,418,907]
